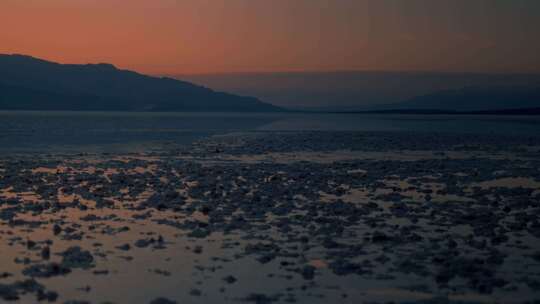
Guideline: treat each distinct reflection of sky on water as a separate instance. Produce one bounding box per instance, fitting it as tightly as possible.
[1,111,540,154]
[258,114,540,134]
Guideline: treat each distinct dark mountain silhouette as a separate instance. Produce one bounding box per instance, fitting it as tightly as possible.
[388,85,540,111]
[0,54,281,112]
[179,71,540,111]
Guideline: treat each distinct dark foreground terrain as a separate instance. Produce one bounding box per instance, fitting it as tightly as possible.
[1,131,540,304]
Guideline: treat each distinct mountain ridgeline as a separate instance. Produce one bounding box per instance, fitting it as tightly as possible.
[393,85,540,112]
[179,71,540,112]
[0,54,281,112]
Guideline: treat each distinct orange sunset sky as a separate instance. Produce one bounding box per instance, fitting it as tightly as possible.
[1,0,539,75]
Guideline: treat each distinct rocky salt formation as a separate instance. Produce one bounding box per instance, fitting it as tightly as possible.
[0,131,539,303]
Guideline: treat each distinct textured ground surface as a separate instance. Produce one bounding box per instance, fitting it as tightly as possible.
[1,131,540,304]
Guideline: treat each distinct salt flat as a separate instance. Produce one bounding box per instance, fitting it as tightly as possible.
[1,131,540,304]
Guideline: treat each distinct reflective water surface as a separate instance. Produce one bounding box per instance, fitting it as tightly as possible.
[1,111,540,154]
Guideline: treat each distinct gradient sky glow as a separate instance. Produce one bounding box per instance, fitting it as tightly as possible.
[1,0,539,74]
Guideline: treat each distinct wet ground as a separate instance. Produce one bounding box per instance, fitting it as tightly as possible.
[1,131,540,304]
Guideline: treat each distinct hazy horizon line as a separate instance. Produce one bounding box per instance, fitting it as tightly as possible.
[167,69,540,77]
[3,53,540,78]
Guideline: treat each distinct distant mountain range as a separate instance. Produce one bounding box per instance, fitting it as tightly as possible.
[294,85,540,114]
[0,54,281,112]
[299,86,540,115]
[179,71,540,112]
[2,54,539,114]
[387,85,540,111]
